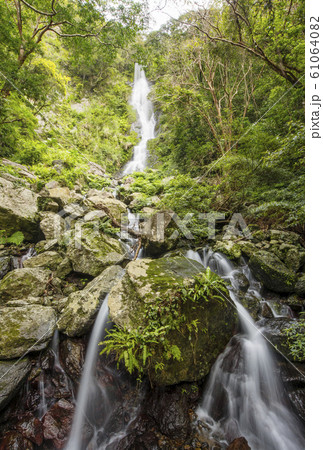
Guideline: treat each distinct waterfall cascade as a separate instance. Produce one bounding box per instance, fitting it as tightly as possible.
[186,250,304,450]
[122,63,155,175]
[65,298,110,449]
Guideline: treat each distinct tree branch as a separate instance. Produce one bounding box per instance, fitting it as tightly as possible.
[20,0,57,17]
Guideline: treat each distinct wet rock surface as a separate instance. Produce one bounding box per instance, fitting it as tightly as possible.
[43,399,74,448]
[0,162,305,449]
[249,250,297,293]
[0,359,31,412]
[227,437,251,450]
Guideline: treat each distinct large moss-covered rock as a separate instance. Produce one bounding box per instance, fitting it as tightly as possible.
[0,358,31,411]
[65,228,128,277]
[0,305,56,359]
[249,250,297,293]
[23,251,72,278]
[213,240,242,260]
[0,268,51,303]
[23,251,63,270]
[57,265,124,337]
[87,194,127,222]
[268,230,301,246]
[108,257,237,385]
[47,186,71,205]
[0,177,39,241]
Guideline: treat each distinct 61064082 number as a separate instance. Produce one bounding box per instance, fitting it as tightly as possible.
[310,17,320,79]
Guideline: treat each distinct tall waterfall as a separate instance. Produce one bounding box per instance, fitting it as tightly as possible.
[122,63,156,175]
[187,250,304,450]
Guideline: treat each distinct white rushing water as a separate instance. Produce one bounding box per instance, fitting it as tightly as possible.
[65,297,111,450]
[186,250,304,450]
[122,63,156,175]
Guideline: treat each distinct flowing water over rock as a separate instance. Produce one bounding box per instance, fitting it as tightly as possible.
[65,293,143,449]
[11,246,35,269]
[66,297,112,449]
[122,63,155,175]
[187,250,304,450]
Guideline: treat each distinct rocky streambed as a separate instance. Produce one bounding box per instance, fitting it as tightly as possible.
[0,161,305,449]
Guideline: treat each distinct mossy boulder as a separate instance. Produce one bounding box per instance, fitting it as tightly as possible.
[240,292,262,320]
[213,240,242,260]
[83,210,107,222]
[57,265,124,337]
[249,250,297,293]
[108,257,237,385]
[23,251,63,270]
[47,186,71,205]
[0,305,56,359]
[64,228,128,277]
[23,251,72,279]
[37,196,61,213]
[283,294,305,311]
[268,230,301,246]
[0,177,40,241]
[87,194,127,222]
[0,358,31,412]
[0,268,51,303]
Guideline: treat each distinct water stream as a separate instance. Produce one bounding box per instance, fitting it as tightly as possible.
[122,63,155,175]
[11,246,35,269]
[186,250,304,450]
[66,296,112,449]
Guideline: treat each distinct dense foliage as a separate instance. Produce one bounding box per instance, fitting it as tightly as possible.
[144,0,304,232]
[0,0,147,183]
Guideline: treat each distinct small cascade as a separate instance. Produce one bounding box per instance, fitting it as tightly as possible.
[186,249,304,450]
[119,209,143,259]
[51,330,62,370]
[122,63,156,175]
[38,374,47,419]
[11,246,35,269]
[66,297,111,450]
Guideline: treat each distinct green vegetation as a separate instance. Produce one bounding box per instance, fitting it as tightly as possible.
[0,0,147,184]
[143,0,304,233]
[283,313,305,362]
[100,267,228,380]
[0,231,24,246]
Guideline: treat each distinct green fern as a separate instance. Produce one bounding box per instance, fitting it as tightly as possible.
[0,230,24,245]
